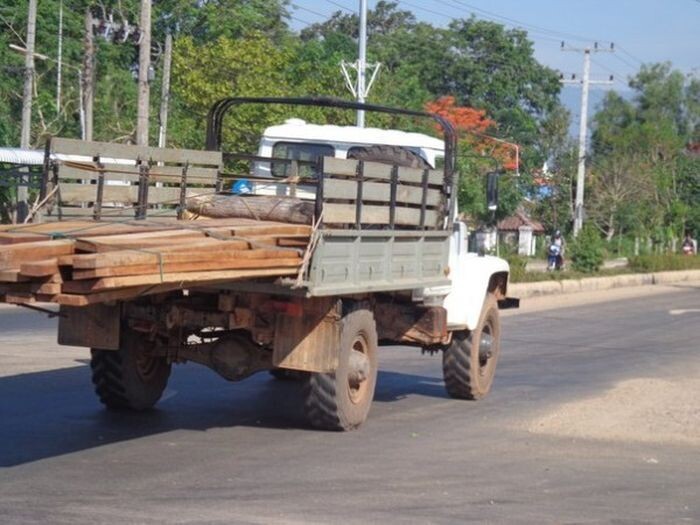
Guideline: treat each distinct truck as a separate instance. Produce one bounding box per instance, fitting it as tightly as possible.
[6,97,517,431]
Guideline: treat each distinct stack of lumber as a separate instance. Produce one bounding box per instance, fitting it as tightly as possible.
[0,218,310,307]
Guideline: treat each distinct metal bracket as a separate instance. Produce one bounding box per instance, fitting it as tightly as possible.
[355,160,364,229]
[177,161,189,220]
[93,155,105,220]
[16,303,65,318]
[136,160,150,219]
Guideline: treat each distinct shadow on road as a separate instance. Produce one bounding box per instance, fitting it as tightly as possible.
[0,364,446,467]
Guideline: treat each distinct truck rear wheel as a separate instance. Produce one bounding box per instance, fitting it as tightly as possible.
[303,307,378,431]
[443,294,501,400]
[90,328,171,411]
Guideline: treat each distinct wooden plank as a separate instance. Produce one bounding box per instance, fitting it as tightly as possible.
[54,283,184,307]
[52,138,222,167]
[58,183,214,205]
[0,269,28,282]
[47,207,179,220]
[72,254,301,280]
[277,238,311,248]
[0,240,75,269]
[0,282,62,295]
[58,164,217,184]
[323,203,439,227]
[321,157,443,185]
[62,266,299,293]
[0,232,54,245]
[322,157,360,176]
[4,293,36,304]
[0,220,93,233]
[72,223,308,253]
[363,161,394,179]
[73,231,208,252]
[20,258,60,277]
[52,137,150,159]
[397,166,443,186]
[73,245,298,271]
[71,239,251,268]
[146,147,222,166]
[324,178,442,207]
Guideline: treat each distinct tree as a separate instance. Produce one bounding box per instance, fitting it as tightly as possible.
[589,63,700,249]
[171,33,291,151]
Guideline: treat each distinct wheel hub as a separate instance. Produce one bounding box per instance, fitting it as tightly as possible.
[478,332,493,364]
[347,338,370,404]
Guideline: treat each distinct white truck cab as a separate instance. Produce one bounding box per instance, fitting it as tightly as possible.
[254,118,444,178]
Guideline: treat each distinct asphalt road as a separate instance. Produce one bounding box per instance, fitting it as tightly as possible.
[0,284,698,524]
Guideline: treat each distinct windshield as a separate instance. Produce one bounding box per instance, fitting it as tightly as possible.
[271,142,335,179]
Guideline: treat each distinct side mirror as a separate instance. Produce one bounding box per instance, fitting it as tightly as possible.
[486,171,499,211]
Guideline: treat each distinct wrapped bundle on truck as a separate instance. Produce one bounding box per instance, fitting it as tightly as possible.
[0,98,517,430]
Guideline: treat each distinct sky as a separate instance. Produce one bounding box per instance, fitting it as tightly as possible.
[289,0,700,130]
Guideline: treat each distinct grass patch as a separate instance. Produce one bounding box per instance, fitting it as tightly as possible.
[511,267,633,283]
[628,254,700,272]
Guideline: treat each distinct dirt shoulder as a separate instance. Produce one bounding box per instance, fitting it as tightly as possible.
[526,375,700,446]
[510,280,700,447]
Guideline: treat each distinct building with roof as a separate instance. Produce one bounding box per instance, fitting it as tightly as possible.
[497,209,546,256]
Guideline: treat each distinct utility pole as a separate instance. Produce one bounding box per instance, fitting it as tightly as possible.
[56,0,63,112]
[341,0,380,127]
[356,0,368,127]
[158,33,172,149]
[20,0,37,150]
[82,8,96,141]
[136,0,152,146]
[561,42,614,236]
[18,0,38,222]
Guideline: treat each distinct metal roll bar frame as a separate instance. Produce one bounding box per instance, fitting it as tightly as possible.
[205,96,458,228]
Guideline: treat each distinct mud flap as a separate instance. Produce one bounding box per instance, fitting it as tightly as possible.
[272,298,340,373]
[58,304,121,349]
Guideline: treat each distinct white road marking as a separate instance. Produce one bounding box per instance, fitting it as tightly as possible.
[669,309,700,315]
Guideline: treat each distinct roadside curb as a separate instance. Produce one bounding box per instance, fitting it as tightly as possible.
[510,269,700,298]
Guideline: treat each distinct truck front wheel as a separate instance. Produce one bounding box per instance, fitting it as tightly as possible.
[90,328,171,411]
[443,294,501,400]
[303,307,378,431]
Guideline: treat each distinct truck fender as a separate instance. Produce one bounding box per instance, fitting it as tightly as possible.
[443,254,510,330]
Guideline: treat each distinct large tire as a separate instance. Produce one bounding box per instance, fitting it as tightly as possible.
[347,145,430,169]
[303,307,379,431]
[90,328,171,411]
[443,294,501,400]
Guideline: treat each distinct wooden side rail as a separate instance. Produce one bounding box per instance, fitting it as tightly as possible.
[318,157,446,229]
[41,137,222,221]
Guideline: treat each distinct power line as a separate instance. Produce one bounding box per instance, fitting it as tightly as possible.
[590,57,628,88]
[444,0,612,45]
[616,45,645,65]
[320,0,354,13]
[610,52,639,70]
[290,2,330,20]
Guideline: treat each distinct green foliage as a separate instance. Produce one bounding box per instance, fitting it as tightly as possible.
[589,64,700,243]
[171,33,296,151]
[504,254,527,282]
[628,254,700,272]
[511,267,631,284]
[569,225,604,273]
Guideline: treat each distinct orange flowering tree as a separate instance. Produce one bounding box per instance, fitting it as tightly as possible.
[425,96,522,221]
[425,96,519,171]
